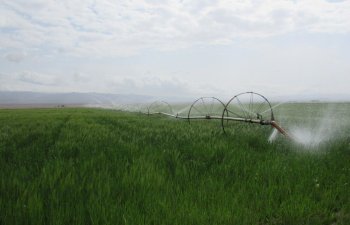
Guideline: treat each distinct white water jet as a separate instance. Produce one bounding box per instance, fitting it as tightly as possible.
[174,105,191,115]
[289,105,345,148]
[268,128,279,143]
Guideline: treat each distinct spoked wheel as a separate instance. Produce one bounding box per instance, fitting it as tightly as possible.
[221,92,274,134]
[147,101,173,115]
[188,97,226,123]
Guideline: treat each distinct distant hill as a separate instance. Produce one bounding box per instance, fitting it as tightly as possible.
[0,91,349,108]
[0,91,155,106]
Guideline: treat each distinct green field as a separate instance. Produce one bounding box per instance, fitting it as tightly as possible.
[1,105,350,224]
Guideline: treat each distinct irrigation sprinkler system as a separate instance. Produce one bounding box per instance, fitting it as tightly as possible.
[144,92,292,140]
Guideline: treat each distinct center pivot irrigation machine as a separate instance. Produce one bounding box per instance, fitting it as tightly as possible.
[145,92,292,139]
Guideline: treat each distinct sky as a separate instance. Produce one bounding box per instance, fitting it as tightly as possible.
[0,0,350,100]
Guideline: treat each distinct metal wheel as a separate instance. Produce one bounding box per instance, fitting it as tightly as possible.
[188,97,226,123]
[221,92,274,133]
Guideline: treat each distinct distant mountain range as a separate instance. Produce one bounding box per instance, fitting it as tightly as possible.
[0,91,349,108]
[0,91,155,106]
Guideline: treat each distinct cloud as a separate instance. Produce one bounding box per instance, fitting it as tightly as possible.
[4,51,26,62]
[109,76,194,97]
[0,0,349,57]
[0,69,197,97]
[18,71,58,86]
[326,0,346,3]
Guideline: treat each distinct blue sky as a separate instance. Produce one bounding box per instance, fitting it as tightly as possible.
[0,0,350,100]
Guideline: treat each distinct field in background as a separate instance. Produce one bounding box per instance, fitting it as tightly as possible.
[0,104,350,225]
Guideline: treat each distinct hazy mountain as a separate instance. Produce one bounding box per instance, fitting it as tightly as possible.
[0,91,349,108]
[0,91,154,106]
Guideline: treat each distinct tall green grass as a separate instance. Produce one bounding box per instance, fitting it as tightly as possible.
[0,106,349,224]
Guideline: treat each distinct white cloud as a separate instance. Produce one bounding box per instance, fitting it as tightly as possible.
[105,75,196,97]
[4,51,27,62]
[1,0,350,57]
[0,70,197,97]
[0,71,60,92]
[18,71,59,85]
